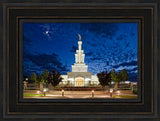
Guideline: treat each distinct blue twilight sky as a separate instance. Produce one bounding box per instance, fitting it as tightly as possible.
[23,23,138,81]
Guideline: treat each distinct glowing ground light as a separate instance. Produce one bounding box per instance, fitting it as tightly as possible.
[110,89,113,97]
[92,90,94,97]
[43,89,47,92]
[62,90,64,96]
[37,91,40,94]
[110,88,113,93]
[43,89,47,96]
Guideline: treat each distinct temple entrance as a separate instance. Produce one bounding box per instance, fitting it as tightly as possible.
[75,77,84,86]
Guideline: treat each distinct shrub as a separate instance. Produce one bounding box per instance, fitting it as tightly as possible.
[133,88,137,94]
[119,88,131,90]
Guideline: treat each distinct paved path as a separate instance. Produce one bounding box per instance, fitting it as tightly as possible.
[24,90,137,99]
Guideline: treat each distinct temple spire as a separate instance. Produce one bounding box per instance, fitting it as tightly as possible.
[78,33,81,41]
[78,34,82,51]
[72,34,88,72]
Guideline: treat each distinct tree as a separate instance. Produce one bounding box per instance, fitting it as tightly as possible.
[110,69,129,90]
[36,73,42,84]
[46,70,63,88]
[110,69,120,90]
[41,70,49,84]
[97,71,111,88]
[119,69,128,81]
[30,73,37,83]
[110,69,119,82]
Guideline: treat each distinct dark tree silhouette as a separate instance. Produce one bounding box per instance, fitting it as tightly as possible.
[46,70,63,87]
[30,73,37,83]
[97,71,111,88]
[110,69,129,90]
[41,70,49,84]
[119,69,128,81]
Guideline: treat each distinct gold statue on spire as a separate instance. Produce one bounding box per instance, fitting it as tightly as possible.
[78,33,81,41]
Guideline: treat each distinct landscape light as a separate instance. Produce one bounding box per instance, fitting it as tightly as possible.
[92,90,94,97]
[43,88,47,96]
[43,89,47,92]
[110,89,113,97]
[117,91,120,95]
[62,90,64,96]
[110,89,113,93]
[37,91,40,94]
[26,78,28,81]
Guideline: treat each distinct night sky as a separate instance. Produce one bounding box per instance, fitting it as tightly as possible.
[23,23,138,81]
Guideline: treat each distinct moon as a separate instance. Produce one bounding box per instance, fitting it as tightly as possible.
[45,31,49,34]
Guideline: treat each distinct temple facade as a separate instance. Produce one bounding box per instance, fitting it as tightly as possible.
[60,34,99,87]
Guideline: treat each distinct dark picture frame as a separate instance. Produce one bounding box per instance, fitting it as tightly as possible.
[0,0,159,121]
[20,19,140,102]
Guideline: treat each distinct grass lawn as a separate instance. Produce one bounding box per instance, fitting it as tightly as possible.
[23,93,44,97]
[112,95,137,99]
[23,93,137,99]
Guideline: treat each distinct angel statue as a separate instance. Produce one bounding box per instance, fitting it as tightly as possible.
[78,33,81,41]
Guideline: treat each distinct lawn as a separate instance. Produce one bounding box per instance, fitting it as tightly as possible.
[112,95,137,99]
[23,93,44,97]
[23,93,138,99]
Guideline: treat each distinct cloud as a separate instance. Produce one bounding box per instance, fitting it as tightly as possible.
[23,53,69,75]
[127,67,137,72]
[23,36,33,55]
[23,36,32,47]
[90,57,103,61]
[116,34,127,41]
[115,65,137,72]
[128,73,137,81]
[80,23,119,39]
[70,45,77,53]
[106,61,109,66]
[27,53,59,66]
[86,39,99,47]
[85,51,93,56]
[126,42,130,47]
[113,60,137,68]
[130,32,136,37]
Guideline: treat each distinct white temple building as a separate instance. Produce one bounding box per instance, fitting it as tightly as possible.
[60,34,99,87]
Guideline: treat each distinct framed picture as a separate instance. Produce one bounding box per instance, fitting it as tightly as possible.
[22,21,139,101]
[0,0,159,121]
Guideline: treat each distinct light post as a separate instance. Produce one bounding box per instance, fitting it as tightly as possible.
[92,90,94,97]
[117,91,120,96]
[23,81,27,90]
[43,88,47,96]
[62,90,64,97]
[37,90,40,94]
[110,89,113,97]
[117,91,120,95]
